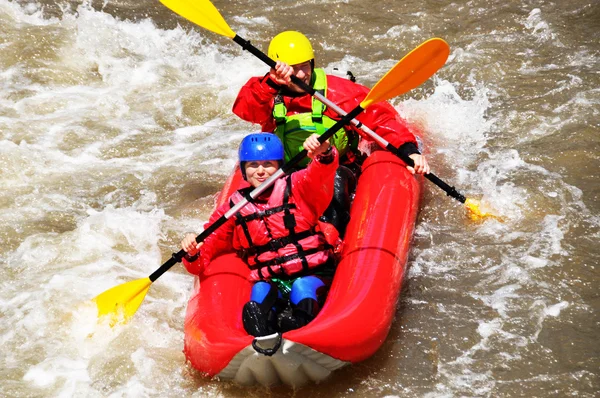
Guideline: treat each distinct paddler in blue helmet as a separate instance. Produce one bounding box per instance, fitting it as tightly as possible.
[180,133,338,336]
[232,31,431,238]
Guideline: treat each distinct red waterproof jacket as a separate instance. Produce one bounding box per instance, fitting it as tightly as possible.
[232,73,417,149]
[183,148,338,281]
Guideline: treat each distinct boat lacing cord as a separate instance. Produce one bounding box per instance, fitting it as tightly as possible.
[252,333,282,356]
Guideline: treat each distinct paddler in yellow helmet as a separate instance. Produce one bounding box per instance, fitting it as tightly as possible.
[232,31,430,236]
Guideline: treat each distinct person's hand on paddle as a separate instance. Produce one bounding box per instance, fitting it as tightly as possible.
[269,61,294,86]
[269,61,312,93]
[407,153,430,175]
[303,134,331,158]
[181,233,203,257]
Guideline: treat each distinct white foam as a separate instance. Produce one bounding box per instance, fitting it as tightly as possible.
[524,215,567,258]
[545,301,569,317]
[0,196,193,394]
[23,357,90,388]
[373,25,421,40]
[522,9,559,44]
[474,284,521,319]
[400,78,493,163]
[0,0,60,25]
[530,300,571,340]
[521,255,549,269]
[477,319,502,339]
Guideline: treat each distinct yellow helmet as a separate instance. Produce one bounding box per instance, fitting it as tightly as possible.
[268,31,315,65]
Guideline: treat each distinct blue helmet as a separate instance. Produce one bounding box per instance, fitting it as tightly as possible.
[238,133,284,163]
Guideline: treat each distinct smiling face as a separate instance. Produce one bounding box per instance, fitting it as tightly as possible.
[244,160,279,188]
[288,61,313,93]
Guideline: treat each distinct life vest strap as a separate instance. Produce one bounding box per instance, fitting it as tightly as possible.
[235,203,297,224]
[252,247,324,275]
[239,228,316,258]
[273,94,287,126]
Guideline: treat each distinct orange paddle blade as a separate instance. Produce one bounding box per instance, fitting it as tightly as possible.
[361,38,450,108]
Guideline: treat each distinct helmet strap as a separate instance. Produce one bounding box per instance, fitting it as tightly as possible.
[240,161,247,180]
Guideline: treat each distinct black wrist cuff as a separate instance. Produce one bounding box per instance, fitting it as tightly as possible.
[184,252,200,262]
[398,142,420,159]
[264,76,282,91]
[316,146,335,164]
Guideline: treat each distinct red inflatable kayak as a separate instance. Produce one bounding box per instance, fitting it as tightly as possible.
[183,150,422,386]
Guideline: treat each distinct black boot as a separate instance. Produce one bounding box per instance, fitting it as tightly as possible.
[279,298,319,333]
[242,301,277,337]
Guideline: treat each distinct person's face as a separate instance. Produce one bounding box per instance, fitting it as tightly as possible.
[289,61,312,93]
[244,160,279,188]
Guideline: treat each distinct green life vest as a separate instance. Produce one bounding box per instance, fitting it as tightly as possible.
[273,68,349,167]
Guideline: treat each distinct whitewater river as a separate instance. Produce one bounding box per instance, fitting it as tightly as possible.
[1,0,598,396]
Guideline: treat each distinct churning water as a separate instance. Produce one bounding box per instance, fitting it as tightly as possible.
[1,0,598,397]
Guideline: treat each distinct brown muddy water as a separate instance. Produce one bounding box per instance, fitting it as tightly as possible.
[1,0,598,396]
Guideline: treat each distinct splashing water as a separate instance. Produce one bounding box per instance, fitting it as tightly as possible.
[1,0,598,397]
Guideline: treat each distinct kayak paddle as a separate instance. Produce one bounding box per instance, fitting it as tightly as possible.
[159,0,497,221]
[92,40,446,326]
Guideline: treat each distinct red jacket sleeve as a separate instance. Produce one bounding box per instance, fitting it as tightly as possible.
[232,73,417,150]
[292,147,339,217]
[324,75,417,149]
[182,202,236,275]
[232,75,279,132]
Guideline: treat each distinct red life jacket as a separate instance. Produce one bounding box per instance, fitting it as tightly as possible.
[230,175,333,281]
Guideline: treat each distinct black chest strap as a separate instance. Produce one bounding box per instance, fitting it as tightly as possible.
[232,176,297,250]
[232,177,319,276]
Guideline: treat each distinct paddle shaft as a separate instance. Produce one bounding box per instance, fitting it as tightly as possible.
[231,36,466,204]
[149,106,363,282]
[387,145,466,203]
[96,2,457,323]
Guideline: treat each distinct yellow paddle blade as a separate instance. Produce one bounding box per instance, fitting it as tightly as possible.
[465,198,504,221]
[361,38,450,109]
[159,0,235,38]
[92,277,152,326]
